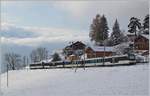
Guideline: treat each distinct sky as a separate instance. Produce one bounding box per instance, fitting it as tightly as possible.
[0,0,149,56]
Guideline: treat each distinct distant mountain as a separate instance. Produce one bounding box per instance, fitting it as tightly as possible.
[1,25,38,38]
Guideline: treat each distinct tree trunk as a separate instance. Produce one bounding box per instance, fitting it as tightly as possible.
[12,64,15,70]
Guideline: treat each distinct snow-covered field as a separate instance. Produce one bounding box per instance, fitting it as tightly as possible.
[1,63,149,96]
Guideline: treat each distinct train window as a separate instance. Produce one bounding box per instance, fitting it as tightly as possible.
[92,60,94,63]
[91,60,92,63]
[96,59,98,63]
[98,59,101,63]
[128,54,135,60]
[85,61,87,63]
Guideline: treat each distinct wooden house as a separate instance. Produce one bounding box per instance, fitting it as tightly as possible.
[63,41,86,60]
[127,33,149,51]
[134,34,149,51]
[85,46,114,58]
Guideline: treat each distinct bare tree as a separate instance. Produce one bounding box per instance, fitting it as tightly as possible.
[30,50,38,63]
[26,56,29,67]
[4,52,22,87]
[23,56,29,68]
[37,47,48,61]
[30,47,48,63]
[5,53,22,70]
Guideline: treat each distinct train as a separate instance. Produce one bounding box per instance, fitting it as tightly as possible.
[30,53,136,69]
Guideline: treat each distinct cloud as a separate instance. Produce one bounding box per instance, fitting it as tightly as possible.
[51,0,148,30]
[52,1,90,18]
[51,1,148,17]
[1,22,89,47]
[1,0,148,56]
[1,0,148,47]
[2,1,148,32]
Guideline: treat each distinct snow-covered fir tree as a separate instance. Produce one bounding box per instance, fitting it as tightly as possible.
[110,19,121,45]
[100,15,109,44]
[143,14,149,34]
[110,19,127,46]
[128,17,141,36]
[143,14,149,29]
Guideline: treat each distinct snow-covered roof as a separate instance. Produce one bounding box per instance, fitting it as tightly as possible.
[113,42,131,48]
[144,28,149,31]
[113,42,132,55]
[39,58,53,63]
[90,45,114,52]
[126,32,135,36]
[141,34,149,40]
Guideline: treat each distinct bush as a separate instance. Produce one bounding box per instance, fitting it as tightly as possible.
[52,53,61,61]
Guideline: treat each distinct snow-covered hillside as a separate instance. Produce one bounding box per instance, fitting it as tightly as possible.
[1,63,149,96]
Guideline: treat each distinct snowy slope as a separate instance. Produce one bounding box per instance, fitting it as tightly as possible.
[1,63,149,96]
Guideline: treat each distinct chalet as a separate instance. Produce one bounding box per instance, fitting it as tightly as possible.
[134,34,149,51]
[85,46,114,58]
[63,41,86,60]
[127,33,149,52]
[65,41,85,49]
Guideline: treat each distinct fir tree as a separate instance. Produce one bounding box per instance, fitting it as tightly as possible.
[110,19,122,45]
[100,15,109,42]
[89,14,101,44]
[128,17,141,50]
[89,14,109,45]
[143,14,149,34]
[143,14,149,29]
[128,17,141,36]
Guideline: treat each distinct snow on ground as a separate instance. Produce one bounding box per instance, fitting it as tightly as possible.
[1,63,149,96]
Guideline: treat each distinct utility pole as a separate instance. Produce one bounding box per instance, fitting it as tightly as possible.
[70,41,74,69]
[133,31,137,52]
[72,41,74,69]
[0,37,2,95]
[27,57,29,71]
[7,64,9,87]
[0,2,2,94]
[0,3,4,93]
[103,33,105,66]
[83,47,86,70]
